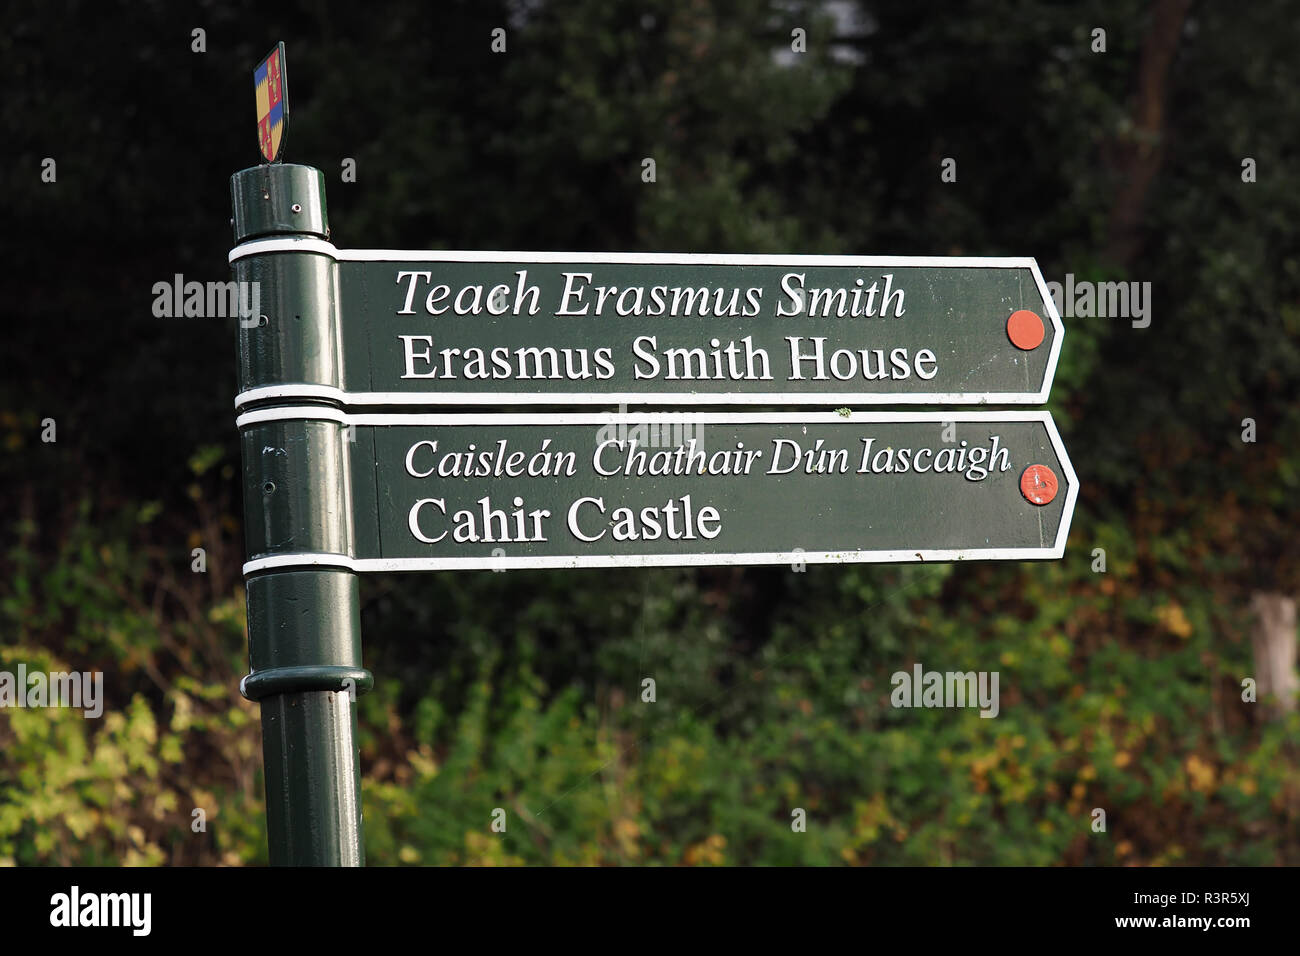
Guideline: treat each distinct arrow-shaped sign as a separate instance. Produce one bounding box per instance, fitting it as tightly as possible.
[237,409,1078,573]
[230,244,1065,408]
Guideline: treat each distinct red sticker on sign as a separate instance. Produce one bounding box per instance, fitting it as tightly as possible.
[1020,464,1058,505]
[1007,309,1045,351]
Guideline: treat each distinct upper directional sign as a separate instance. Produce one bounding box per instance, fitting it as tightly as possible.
[230,243,1064,408]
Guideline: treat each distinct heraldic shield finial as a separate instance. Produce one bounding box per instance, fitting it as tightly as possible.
[255,42,288,164]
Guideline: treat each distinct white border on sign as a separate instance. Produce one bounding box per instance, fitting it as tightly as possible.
[236,408,1079,575]
[228,238,1066,407]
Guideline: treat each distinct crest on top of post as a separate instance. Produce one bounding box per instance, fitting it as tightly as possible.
[254,42,288,163]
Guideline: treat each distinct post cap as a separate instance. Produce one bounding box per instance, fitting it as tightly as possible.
[230,163,329,243]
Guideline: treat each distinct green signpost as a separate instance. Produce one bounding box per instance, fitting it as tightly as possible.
[230,57,1075,865]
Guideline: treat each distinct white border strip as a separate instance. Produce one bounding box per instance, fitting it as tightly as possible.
[243,547,1067,575]
[228,241,1064,408]
[229,237,1041,269]
[238,408,1079,575]
[238,407,1055,427]
[235,384,1052,408]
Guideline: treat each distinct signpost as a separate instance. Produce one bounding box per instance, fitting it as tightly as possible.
[230,46,1076,867]
[229,242,1064,407]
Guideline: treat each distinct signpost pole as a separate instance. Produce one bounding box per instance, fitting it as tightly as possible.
[231,163,371,865]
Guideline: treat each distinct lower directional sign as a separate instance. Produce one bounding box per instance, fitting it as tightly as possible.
[238,410,1077,573]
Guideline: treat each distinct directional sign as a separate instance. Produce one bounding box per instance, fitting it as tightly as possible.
[230,243,1064,407]
[237,409,1078,574]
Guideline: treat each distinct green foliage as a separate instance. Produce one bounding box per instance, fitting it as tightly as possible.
[353,522,1298,865]
[0,501,266,866]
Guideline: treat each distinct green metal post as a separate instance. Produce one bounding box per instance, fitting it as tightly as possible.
[230,163,372,865]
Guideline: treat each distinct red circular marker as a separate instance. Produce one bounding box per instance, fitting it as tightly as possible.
[1020,465,1058,505]
[1007,309,1045,350]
